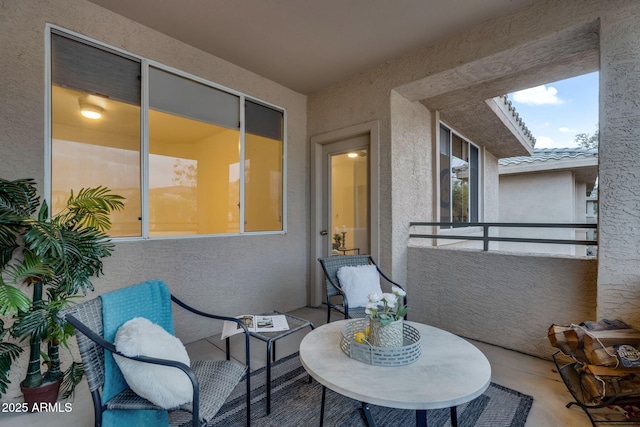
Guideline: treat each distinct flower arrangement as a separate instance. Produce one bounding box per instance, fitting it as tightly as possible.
[365,286,408,326]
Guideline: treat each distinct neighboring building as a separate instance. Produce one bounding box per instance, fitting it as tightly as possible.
[498,148,598,255]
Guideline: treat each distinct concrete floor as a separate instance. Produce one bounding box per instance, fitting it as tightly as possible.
[0,306,596,426]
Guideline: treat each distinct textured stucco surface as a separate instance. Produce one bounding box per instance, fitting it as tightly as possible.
[308,0,621,279]
[408,246,598,358]
[389,91,432,284]
[597,4,640,324]
[499,171,577,255]
[0,0,308,400]
[308,0,640,356]
[2,0,640,402]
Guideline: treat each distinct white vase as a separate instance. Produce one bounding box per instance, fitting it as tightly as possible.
[369,317,403,348]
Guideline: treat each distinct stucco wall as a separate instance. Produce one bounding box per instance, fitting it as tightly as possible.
[309,0,640,330]
[597,3,640,324]
[407,246,598,358]
[0,0,308,400]
[499,171,577,254]
[389,91,432,282]
[308,0,619,277]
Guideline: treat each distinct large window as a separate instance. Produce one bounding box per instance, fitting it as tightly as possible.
[439,124,479,227]
[49,29,285,238]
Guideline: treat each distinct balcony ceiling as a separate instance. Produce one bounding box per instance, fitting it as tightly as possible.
[86,0,535,95]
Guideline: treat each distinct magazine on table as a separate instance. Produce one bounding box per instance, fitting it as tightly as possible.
[221,314,289,339]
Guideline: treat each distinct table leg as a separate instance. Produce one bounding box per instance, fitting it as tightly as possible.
[225,337,230,361]
[416,409,427,427]
[320,385,326,427]
[450,406,458,427]
[362,402,376,426]
[266,340,273,415]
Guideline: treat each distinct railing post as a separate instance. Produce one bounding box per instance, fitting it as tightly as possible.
[484,224,489,251]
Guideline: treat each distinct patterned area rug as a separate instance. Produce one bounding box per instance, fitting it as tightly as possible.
[210,352,533,427]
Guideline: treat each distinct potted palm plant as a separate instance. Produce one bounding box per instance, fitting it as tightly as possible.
[0,177,124,406]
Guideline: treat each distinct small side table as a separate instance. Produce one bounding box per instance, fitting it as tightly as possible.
[248,311,315,415]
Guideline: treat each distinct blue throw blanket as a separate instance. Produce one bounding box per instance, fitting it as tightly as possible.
[101,280,173,427]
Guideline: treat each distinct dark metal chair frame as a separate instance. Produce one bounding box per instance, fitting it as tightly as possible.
[553,351,640,426]
[60,293,252,427]
[318,254,407,323]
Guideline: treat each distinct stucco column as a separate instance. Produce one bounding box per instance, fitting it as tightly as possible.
[389,91,432,286]
[597,4,640,325]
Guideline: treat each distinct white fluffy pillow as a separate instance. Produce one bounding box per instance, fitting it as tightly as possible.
[337,264,382,307]
[114,317,192,409]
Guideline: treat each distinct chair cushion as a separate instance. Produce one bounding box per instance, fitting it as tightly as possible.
[337,264,382,308]
[114,317,193,409]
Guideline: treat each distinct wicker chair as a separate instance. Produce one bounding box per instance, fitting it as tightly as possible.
[318,255,406,323]
[59,280,251,427]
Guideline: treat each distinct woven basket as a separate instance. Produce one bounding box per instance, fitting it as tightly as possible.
[340,319,421,366]
[369,317,403,348]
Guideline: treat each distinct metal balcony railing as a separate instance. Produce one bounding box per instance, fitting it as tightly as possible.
[409,222,598,251]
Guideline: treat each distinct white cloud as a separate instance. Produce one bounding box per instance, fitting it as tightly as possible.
[512,85,563,105]
[534,136,554,148]
[559,127,578,133]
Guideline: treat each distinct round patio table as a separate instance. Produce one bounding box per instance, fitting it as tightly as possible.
[299,320,491,427]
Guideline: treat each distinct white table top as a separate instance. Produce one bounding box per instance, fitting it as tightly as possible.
[299,320,491,410]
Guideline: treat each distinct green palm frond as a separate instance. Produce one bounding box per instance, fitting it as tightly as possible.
[0,227,19,269]
[38,227,113,295]
[2,251,54,286]
[22,220,65,262]
[55,186,124,232]
[0,179,40,268]
[0,279,31,316]
[12,306,49,343]
[59,361,84,400]
[0,342,23,395]
[0,178,40,220]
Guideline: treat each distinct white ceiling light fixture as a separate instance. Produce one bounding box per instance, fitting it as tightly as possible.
[347,152,358,158]
[78,96,104,119]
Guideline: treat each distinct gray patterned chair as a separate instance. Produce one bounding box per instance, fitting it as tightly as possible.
[59,280,251,427]
[318,255,406,323]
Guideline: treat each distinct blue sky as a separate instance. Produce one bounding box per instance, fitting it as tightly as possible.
[507,71,599,149]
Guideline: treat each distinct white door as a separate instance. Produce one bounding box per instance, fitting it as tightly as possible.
[321,136,370,258]
[311,127,377,306]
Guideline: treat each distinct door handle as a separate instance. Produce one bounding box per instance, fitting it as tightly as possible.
[320,230,328,236]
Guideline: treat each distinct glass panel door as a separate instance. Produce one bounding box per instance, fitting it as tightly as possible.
[329,148,369,255]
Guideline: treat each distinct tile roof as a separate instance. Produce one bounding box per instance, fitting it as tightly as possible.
[499,147,598,166]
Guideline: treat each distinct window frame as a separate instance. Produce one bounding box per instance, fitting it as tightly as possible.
[438,122,481,230]
[45,25,287,240]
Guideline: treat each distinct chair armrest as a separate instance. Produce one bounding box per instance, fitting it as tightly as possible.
[170,295,251,369]
[373,262,407,318]
[323,273,347,297]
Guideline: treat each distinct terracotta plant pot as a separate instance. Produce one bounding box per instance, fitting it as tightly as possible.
[21,378,62,410]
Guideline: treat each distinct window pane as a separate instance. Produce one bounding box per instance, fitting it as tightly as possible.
[244,101,284,232]
[439,125,451,225]
[470,144,479,222]
[51,34,141,237]
[149,69,241,236]
[451,134,469,224]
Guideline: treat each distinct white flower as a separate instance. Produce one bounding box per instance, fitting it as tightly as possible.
[368,291,383,303]
[383,293,397,308]
[392,286,406,297]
